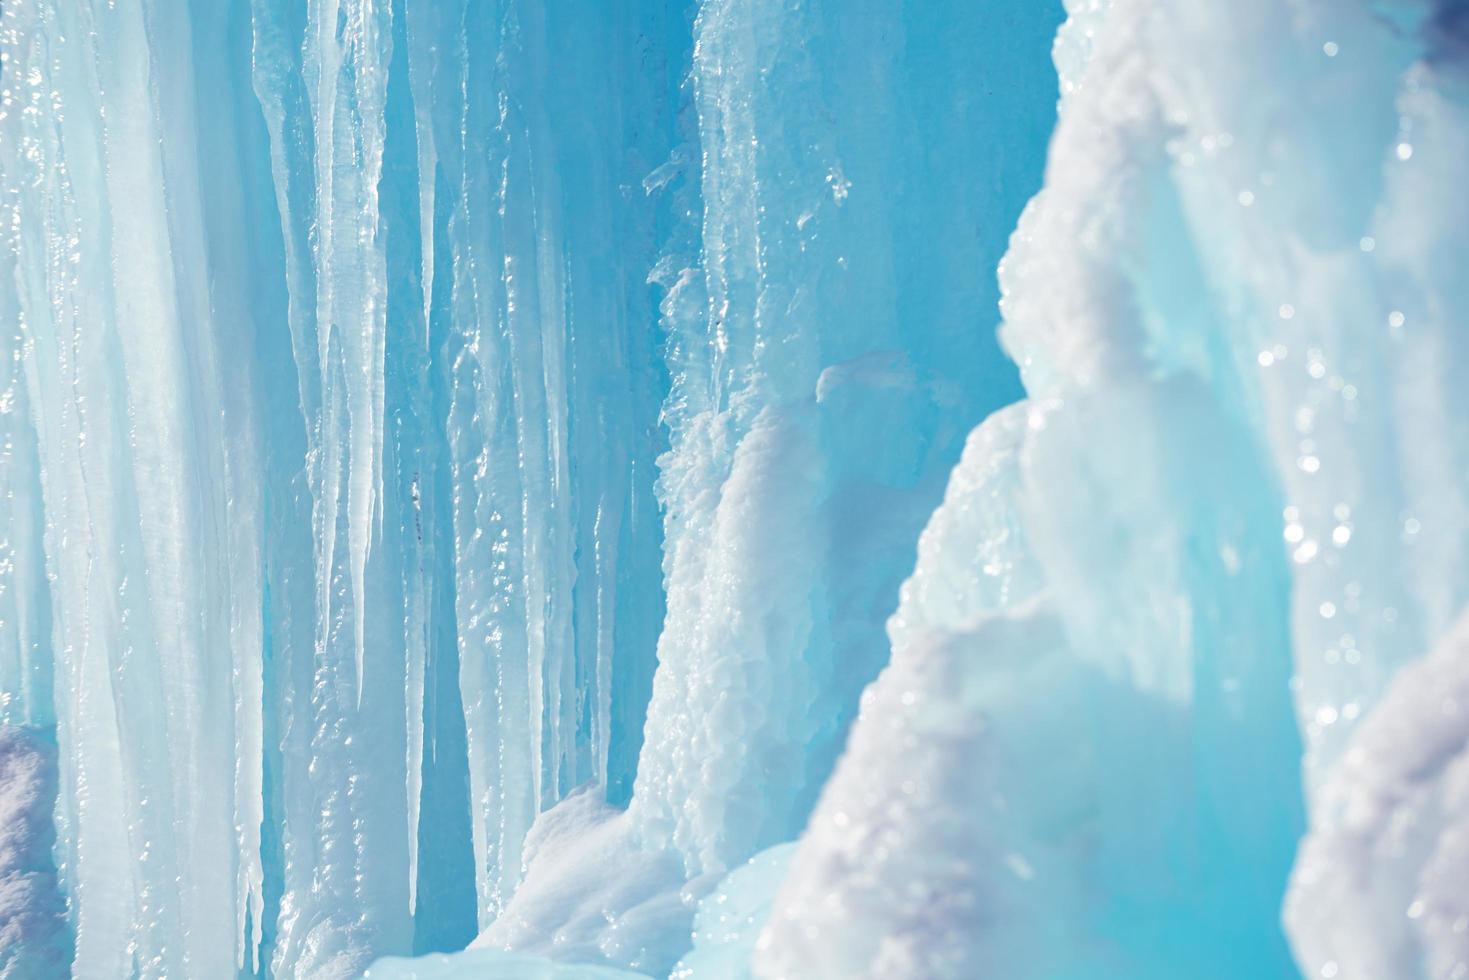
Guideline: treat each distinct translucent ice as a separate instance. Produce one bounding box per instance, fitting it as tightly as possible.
[765,1,1469,977]
[671,845,794,980]
[3,0,1469,977]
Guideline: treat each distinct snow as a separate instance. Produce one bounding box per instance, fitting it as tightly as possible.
[1288,610,1469,980]
[0,727,68,977]
[365,949,650,980]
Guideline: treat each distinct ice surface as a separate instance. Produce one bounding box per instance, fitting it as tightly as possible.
[3,0,1469,977]
[671,845,794,980]
[365,949,650,980]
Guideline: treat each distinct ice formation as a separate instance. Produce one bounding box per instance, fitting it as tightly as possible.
[2,0,1469,977]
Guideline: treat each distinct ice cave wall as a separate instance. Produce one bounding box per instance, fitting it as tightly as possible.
[0,0,1061,976]
[4,0,1469,978]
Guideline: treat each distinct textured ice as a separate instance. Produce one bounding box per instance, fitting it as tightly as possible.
[3,0,1469,977]
[1288,612,1469,980]
[470,791,693,977]
[762,1,1469,978]
[364,949,649,980]
[671,845,794,980]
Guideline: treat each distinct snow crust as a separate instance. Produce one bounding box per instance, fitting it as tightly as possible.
[365,949,648,980]
[0,727,67,978]
[1288,611,1469,980]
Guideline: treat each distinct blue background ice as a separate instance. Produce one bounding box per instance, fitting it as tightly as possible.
[3,0,1468,978]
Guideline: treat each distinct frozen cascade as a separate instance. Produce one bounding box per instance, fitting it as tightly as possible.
[626,0,1061,881]
[762,0,1469,978]
[2,0,1469,978]
[2,0,273,975]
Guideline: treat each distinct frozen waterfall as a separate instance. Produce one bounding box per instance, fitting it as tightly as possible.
[2,0,1469,978]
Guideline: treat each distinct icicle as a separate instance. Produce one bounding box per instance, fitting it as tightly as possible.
[393,0,437,916]
[301,0,392,705]
[439,0,583,924]
[442,22,541,909]
[251,0,414,971]
[402,472,427,915]
[0,116,52,735]
[0,0,279,973]
[0,10,137,965]
[405,0,437,348]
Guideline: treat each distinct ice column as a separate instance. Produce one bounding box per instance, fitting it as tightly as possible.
[1,1,270,975]
[398,0,676,928]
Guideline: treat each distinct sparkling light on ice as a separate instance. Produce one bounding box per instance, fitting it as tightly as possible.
[1,0,1467,978]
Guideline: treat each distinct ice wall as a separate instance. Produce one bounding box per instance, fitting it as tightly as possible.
[446,0,1063,972]
[627,0,1059,884]
[4,0,1467,977]
[2,1,273,975]
[2,0,1059,972]
[761,1,1469,978]
[2,0,682,973]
